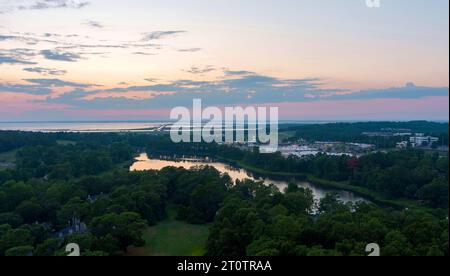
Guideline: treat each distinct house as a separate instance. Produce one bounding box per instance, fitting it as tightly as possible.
[396,141,408,149]
[54,217,88,238]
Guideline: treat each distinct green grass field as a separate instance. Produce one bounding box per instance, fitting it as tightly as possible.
[126,208,210,256]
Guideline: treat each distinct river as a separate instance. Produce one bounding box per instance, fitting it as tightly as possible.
[130,153,366,204]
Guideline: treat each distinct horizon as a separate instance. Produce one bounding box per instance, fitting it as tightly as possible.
[1,119,449,124]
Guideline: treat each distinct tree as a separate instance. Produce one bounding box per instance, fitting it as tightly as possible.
[282,189,314,215]
[318,193,347,214]
[35,238,62,256]
[15,200,44,223]
[0,212,24,227]
[92,234,121,256]
[267,215,303,241]
[83,250,109,256]
[0,228,33,255]
[5,246,34,256]
[0,191,7,212]
[417,178,449,208]
[66,233,94,254]
[89,212,147,251]
[427,246,444,256]
[307,246,341,256]
[383,231,413,256]
[3,181,33,208]
[268,204,289,218]
[246,238,279,256]
[188,181,226,224]
[57,197,90,226]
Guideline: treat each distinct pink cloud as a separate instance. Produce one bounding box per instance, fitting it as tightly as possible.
[0,93,70,115]
[1,94,448,121]
[259,96,449,120]
[62,108,172,120]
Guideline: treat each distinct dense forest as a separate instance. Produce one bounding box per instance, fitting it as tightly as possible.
[281,121,449,147]
[0,127,448,256]
[206,183,448,256]
[229,149,449,209]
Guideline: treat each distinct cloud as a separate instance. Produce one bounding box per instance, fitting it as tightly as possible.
[0,83,52,95]
[38,73,331,109]
[0,55,37,65]
[224,70,256,76]
[55,77,448,111]
[184,65,216,75]
[26,0,89,10]
[0,48,37,65]
[0,33,54,45]
[0,32,121,49]
[3,69,447,112]
[0,0,89,13]
[326,83,449,100]
[144,78,159,83]
[0,78,96,95]
[142,31,186,41]
[0,30,173,58]
[23,67,67,76]
[22,0,89,10]
[0,35,16,41]
[83,20,104,29]
[41,49,81,62]
[24,78,94,88]
[178,48,202,53]
[132,52,156,56]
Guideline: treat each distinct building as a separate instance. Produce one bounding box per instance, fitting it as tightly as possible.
[396,141,408,149]
[409,133,439,148]
[54,217,88,238]
[393,132,413,137]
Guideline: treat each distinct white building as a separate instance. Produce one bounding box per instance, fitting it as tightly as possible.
[396,141,408,149]
[410,134,439,147]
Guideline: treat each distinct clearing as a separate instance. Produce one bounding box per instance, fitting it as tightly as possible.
[126,207,210,256]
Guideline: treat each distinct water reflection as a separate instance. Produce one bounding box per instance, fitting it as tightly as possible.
[130,153,366,204]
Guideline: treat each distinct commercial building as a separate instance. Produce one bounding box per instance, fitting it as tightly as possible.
[409,133,439,148]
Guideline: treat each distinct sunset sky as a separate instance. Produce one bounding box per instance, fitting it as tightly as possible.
[0,0,448,121]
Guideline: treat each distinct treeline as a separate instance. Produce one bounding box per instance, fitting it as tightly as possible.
[0,131,159,181]
[14,141,133,180]
[232,150,449,209]
[352,151,448,208]
[281,121,449,147]
[206,183,449,256]
[0,131,55,153]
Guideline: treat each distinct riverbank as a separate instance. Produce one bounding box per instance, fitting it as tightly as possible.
[133,153,443,214]
[219,157,308,180]
[219,157,440,212]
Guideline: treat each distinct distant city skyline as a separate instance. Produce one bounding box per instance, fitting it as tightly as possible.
[0,0,448,121]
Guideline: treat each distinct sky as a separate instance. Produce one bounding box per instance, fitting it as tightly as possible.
[0,0,448,121]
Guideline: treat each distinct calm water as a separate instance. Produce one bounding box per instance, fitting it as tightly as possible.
[0,120,344,132]
[0,122,163,132]
[130,153,366,204]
